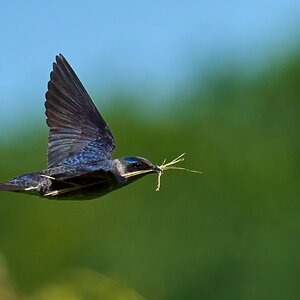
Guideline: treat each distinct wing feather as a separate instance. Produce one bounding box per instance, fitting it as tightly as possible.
[45,54,115,168]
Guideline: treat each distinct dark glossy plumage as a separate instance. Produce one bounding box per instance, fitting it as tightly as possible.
[0,55,159,200]
[46,54,115,167]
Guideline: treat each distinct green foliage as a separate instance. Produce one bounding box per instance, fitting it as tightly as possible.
[0,54,299,299]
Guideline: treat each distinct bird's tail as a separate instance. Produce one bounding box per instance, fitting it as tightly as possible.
[0,182,24,192]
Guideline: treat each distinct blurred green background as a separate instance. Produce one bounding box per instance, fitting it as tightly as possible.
[0,52,299,299]
[1,1,300,299]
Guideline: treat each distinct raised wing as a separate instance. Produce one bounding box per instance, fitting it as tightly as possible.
[45,54,115,168]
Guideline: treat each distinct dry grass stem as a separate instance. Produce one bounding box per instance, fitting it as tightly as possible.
[123,153,201,192]
[123,170,153,178]
[156,153,201,191]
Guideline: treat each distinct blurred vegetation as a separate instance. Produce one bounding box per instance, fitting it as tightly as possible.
[0,52,299,300]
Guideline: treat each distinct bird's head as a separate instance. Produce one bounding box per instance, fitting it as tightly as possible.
[118,156,161,175]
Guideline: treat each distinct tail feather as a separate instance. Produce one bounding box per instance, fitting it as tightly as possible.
[0,183,24,192]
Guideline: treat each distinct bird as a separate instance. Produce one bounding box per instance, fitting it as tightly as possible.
[0,54,161,200]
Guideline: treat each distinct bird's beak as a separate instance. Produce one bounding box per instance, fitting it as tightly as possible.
[152,165,162,173]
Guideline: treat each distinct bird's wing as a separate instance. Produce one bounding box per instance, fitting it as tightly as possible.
[45,54,115,168]
[43,166,126,197]
[52,168,124,184]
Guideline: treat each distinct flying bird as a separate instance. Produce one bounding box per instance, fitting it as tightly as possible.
[0,54,162,200]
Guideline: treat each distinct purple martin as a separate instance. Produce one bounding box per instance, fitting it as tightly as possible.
[0,54,161,200]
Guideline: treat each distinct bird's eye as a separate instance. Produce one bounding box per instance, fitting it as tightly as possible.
[133,162,142,167]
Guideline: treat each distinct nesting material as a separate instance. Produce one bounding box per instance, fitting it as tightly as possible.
[156,153,201,191]
[123,153,201,192]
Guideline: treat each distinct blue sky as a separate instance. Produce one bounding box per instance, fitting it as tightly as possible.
[0,0,300,135]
